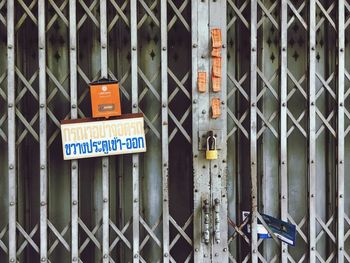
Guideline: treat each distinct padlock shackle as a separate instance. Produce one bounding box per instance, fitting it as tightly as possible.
[206,135,217,150]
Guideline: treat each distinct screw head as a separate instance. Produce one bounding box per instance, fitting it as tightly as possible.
[192,44,197,48]
[73,200,78,205]
[195,248,199,252]
[103,198,108,203]
[72,104,76,108]
[40,201,46,206]
[73,257,78,261]
[223,248,227,252]
[41,257,46,262]
[132,47,137,51]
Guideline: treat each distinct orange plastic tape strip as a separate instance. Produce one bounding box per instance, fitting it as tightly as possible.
[212,57,222,78]
[197,71,207,93]
[211,28,222,48]
[212,76,221,92]
[211,98,221,119]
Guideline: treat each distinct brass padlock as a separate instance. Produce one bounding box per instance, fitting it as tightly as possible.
[206,134,218,160]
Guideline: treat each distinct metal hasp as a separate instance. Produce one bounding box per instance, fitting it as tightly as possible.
[213,198,221,244]
[202,199,210,244]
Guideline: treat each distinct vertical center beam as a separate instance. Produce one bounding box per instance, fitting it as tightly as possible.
[192,0,211,261]
[69,0,79,261]
[7,0,16,262]
[100,0,109,261]
[337,1,345,262]
[38,0,48,261]
[250,0,258,262]
[130,0,140,261]
[160,0,170,262]
[209,0,228,261]
[280,1,288,262]
[308,1,316,262]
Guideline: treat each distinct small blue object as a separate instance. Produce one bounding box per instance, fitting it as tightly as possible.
[242,211,296,246]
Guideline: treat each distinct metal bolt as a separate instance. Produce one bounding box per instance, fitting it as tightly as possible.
[282,47,286,51]
[311,194,315,198]
[311,247,315,251]
[10,258,15,263]
[311,102,314,106]
[340,48,344,52]
[162,47,166,51]
[194,154,197,158]
[8,103,13,108]
[164,163,167,167]
[164,198,168,202]
[311,160,314,164]
[132,47,137,51]
[163,121,168,125]
[253,249,257,253]
[39,46,44,50]
[134,198,138,203]
[311,46,315,51]
[8,45,13,49]
[223,248,227,252]
[282,161,285,164]
[134,254,138,258]
[251,102,255,107]
[71,47,76,51]
[164,253,168,257]
[252,196,256,199]
[203,165,206,169]
[9,164,14,170]
[72,164,77,169]
[340,247,343,251]
[340,194,343,198]
[41,201,46,206]
[251,161,255,165]
[103,198,108,203]
[133,163,137,168]
[10,202,15,206]
[214,164,217,168]
[40,104,45,108]
[215,253,218,257]
[340,102,343,106]
[41,257,46,262]
[252,47,256,52]
[282,102,286,107]
[73,257,78,261]
[282,195,286,199]
[201,54,206,59]
[222,159,226,163]
[103,163,107,167]
[72,104,77,108]
[162,103,167,108]
[202,109,206,114]
[195,248,199,252]
[193,44,197,48]
[73,200,77,205]
[221,101,225,105]
[41,165,45,169]
[283,249,286,253]
[133,104,137,108]
[222,44,226,48]
[103,254,108,259]
[340,160,343,164]
[204,254,208,258]
[193,99,197,104]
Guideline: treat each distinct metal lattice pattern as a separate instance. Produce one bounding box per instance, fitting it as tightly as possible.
[1,1,350,262]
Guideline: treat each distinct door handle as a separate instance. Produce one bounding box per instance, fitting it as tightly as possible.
[202,199,210,244]
[213,198,220,243]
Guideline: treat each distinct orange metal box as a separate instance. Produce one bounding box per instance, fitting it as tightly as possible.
[90,79,121,118]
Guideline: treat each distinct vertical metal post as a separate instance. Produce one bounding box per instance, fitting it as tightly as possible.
[192,0,210,261]
[130,0,140,261]
[209,0,228,261]
[280,1,288,262]
[7,0,16,262]
[69,0,79,261]
[308,0,316,262]
[337,1,345,262]
[160,0,169,262]
[250,0,258,262]
[38,0,47,261]
[100,0,109,261]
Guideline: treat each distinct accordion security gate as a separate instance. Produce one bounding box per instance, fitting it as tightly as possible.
[0,0,350,262]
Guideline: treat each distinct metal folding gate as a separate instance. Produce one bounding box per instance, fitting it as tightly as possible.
[0,0,350,262]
